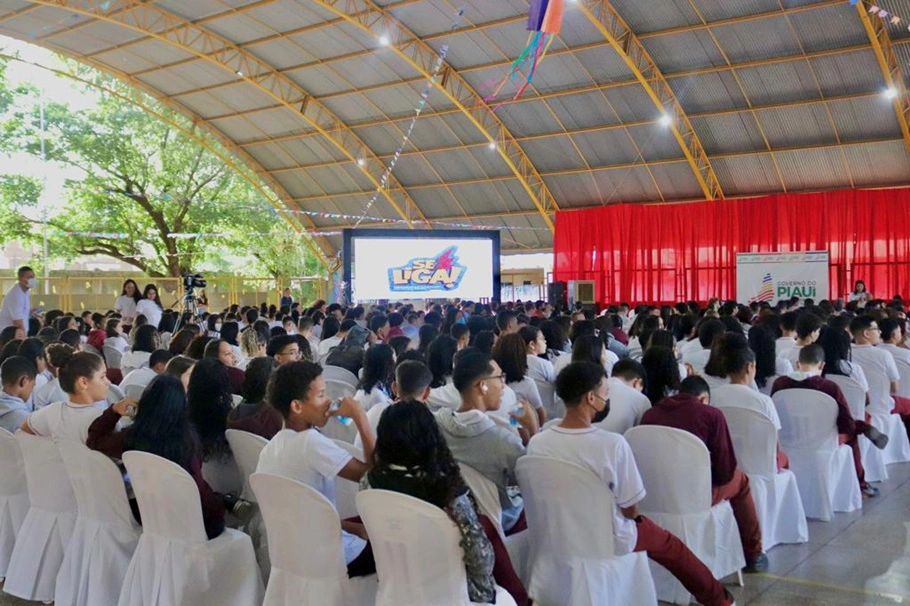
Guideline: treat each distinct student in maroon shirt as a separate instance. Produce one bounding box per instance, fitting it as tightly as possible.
[641,376,766,573]
[771,344,889,498]
[226,357,282,439]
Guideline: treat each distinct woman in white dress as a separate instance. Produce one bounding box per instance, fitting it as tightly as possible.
[135,284,164,329]
[114,279,141,331]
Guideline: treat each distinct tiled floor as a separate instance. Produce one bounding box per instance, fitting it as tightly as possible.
[0,464,908,605]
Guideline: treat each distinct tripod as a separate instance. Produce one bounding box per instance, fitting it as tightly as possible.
[173,287,198,333]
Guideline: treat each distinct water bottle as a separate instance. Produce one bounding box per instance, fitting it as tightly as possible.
[328,398,354,426]
[510,401,524,428]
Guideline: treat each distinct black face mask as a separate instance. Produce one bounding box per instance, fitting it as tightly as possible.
[592,399,611,423]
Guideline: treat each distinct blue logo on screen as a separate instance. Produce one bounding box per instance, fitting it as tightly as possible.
[388,246,467,292]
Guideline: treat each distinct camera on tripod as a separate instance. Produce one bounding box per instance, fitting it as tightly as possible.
[182,273,207,291]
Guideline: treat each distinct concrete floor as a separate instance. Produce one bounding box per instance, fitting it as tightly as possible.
[0,463,908,605]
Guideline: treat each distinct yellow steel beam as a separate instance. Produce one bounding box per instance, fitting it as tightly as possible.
[578,0,723,200]
[311,0,559,232]
[33,0,430,231]
[855,1,910,155]
[0,42,336,271]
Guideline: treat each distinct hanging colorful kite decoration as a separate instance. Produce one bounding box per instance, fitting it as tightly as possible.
[485,0,565,108]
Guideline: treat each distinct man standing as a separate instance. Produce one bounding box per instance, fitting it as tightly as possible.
[0,266,35,332]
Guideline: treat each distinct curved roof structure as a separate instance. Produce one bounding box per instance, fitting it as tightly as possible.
[2,0,909,263]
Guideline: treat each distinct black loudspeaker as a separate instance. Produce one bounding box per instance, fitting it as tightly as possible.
[548,281,567,311]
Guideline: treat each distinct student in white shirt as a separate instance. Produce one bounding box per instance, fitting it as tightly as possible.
[355,360,433,451]
[317,319,351,365]
[519,325,555,383]
[0,356,35,434]
[114,279,141,328]
[120,349,173,399]
[120,325,159,375]
[528,361,734,606]
[354,344,394,412]
[0,266,34,332]
[818,327,869,393]
[850,316,910,417]
[238,326,266,371]
[135,284,163,329]
[775,311,798,358]
[492,333,547,426]
[878,318,910,366]
[427,335,461,412]
[103,318,129,354]
[256,361,376,576]
[22,350,133,443]
[682,319,725,376]
[781,313,823,368]
[595,359,651,435]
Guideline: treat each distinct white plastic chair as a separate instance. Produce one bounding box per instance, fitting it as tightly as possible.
[225,429,270,581]
[119,451,264,606]
[250,473,377,606]
[896,358,910,398]
[333,440,365,521]
[459,464,529,585]
[771,389,862,521]
[827,374,888,482]
[533,379,563,420]
[0,429,28,580]
[515,456,657,606]
[3,433,77,602]
[103,345,123,370]
[123,383,146,400]
[55,440,141,606]
[625,426,745,605]
[717,407,808,552]
[356,489,517,606]
[323,365,359,389]
[860,365,910,466]
[82,343,102,357]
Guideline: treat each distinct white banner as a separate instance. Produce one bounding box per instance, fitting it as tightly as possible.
[736,251,829,303]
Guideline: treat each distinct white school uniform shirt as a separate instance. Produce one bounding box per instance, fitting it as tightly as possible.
[835,360,869,393]
[120,350,151,375]
[550,352,572,376]
[0,284,29,331]
[711,383,781,430]
[119,367,157,393]
[597,378,650,435]
[879,343,910,367]
[682,347,711,375]
[527,426,645,555]
[115,295,138,322]
[256,428,366,564]
[354,399,393,451]
[678,337,702,360]
[626,337,643,361]
[851,344,900,384]
[526,355,555,383]
[354,386,390,412]
[135,300,162,329]
[775,336,797,359]
[26,401,104,443]
[508,377,543,412]
[105,335,129,354]
[427,378,461,412]
[317,335,343,364]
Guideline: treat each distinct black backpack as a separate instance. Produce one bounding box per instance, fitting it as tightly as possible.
[324,324,368,375]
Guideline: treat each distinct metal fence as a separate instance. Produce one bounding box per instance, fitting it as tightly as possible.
[0,274,329,313]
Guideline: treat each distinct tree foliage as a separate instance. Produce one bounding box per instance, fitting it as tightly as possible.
[0,56,323,279]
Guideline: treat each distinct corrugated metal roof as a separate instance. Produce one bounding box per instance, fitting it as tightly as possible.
[2,0,909,255]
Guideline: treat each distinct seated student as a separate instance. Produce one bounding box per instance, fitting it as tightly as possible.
[355,344,394,412]
[226,357,282,440]
[780,313,823,368]
[850,316,910,429]
[435,349,539,535]
[355,359,434,450]
[878,317,910,366]
[527,362,735,606]
[203,339,245,395]
[0,356,36,433]
[22,350,133,443]
[712,347,788,471]
[86,312,107,351]
[681,319,726,376]
[317,318,349,364]
[266,334,302,367]
[364,400,529,606]
[451,323,470,351]
[641,346,683,405]
[519,325,555,383]
[641,376,767,572]
[426,335,461,412]
[595,359,651,435]
[772,344,889,498]
[256,361,376,577]
[492,334,547,426]
[104,318,129,354]
[87,374,227,539]
[120,349,173,397]
[120,325,159,375]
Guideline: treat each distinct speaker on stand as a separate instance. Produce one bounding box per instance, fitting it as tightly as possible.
[548,281,567,313]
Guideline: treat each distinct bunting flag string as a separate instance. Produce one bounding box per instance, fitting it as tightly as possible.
[853,0,910,30]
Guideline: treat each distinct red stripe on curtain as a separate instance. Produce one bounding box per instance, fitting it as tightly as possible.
[553,188,910,305]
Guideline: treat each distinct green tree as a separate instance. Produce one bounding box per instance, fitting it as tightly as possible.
[0,57,324,279]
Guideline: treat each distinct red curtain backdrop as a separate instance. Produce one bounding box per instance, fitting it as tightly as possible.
[553,188,910,305]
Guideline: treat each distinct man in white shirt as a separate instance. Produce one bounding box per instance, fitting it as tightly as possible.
[317,319,354,364]
[120,350,173,399]
[528,361,734,606]
[256,361,376,576]
[595,359,650,435]
[850,316,910,423]
[682,319,725,376]
[781,313,822,368]
[0,266,35,332]
[775,311,798,358]
[355,360,432,450]
[878,318,910,366]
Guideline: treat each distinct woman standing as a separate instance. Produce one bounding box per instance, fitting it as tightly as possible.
[136,284,164,329]
[115,280,141,331]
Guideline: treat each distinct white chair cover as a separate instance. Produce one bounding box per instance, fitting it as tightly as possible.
[251,473,377,606]
[827,374,888,482]
[119,451,264,606]
[103,345,123,369]
[322,381,358,444]
[896,359,910,398]
[459,464,530,585]
[202,456,243,496]
[0,429,28,579]
[123,383,146,400]
[515,456,656,606]
[718,407,808,552]
[323,366,359,389]
[861,366,910,465]
[225,429,270,581]
[771,389,862,521]
[625,426,745,605]
[356,489,517,606]
[82,343,102,357]
[533,379,563,420]
[333,440,364,521]
[3,433,77,602]
[55,440,141,606]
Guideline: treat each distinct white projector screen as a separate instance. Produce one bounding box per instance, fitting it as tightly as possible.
[351,236,496,300]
